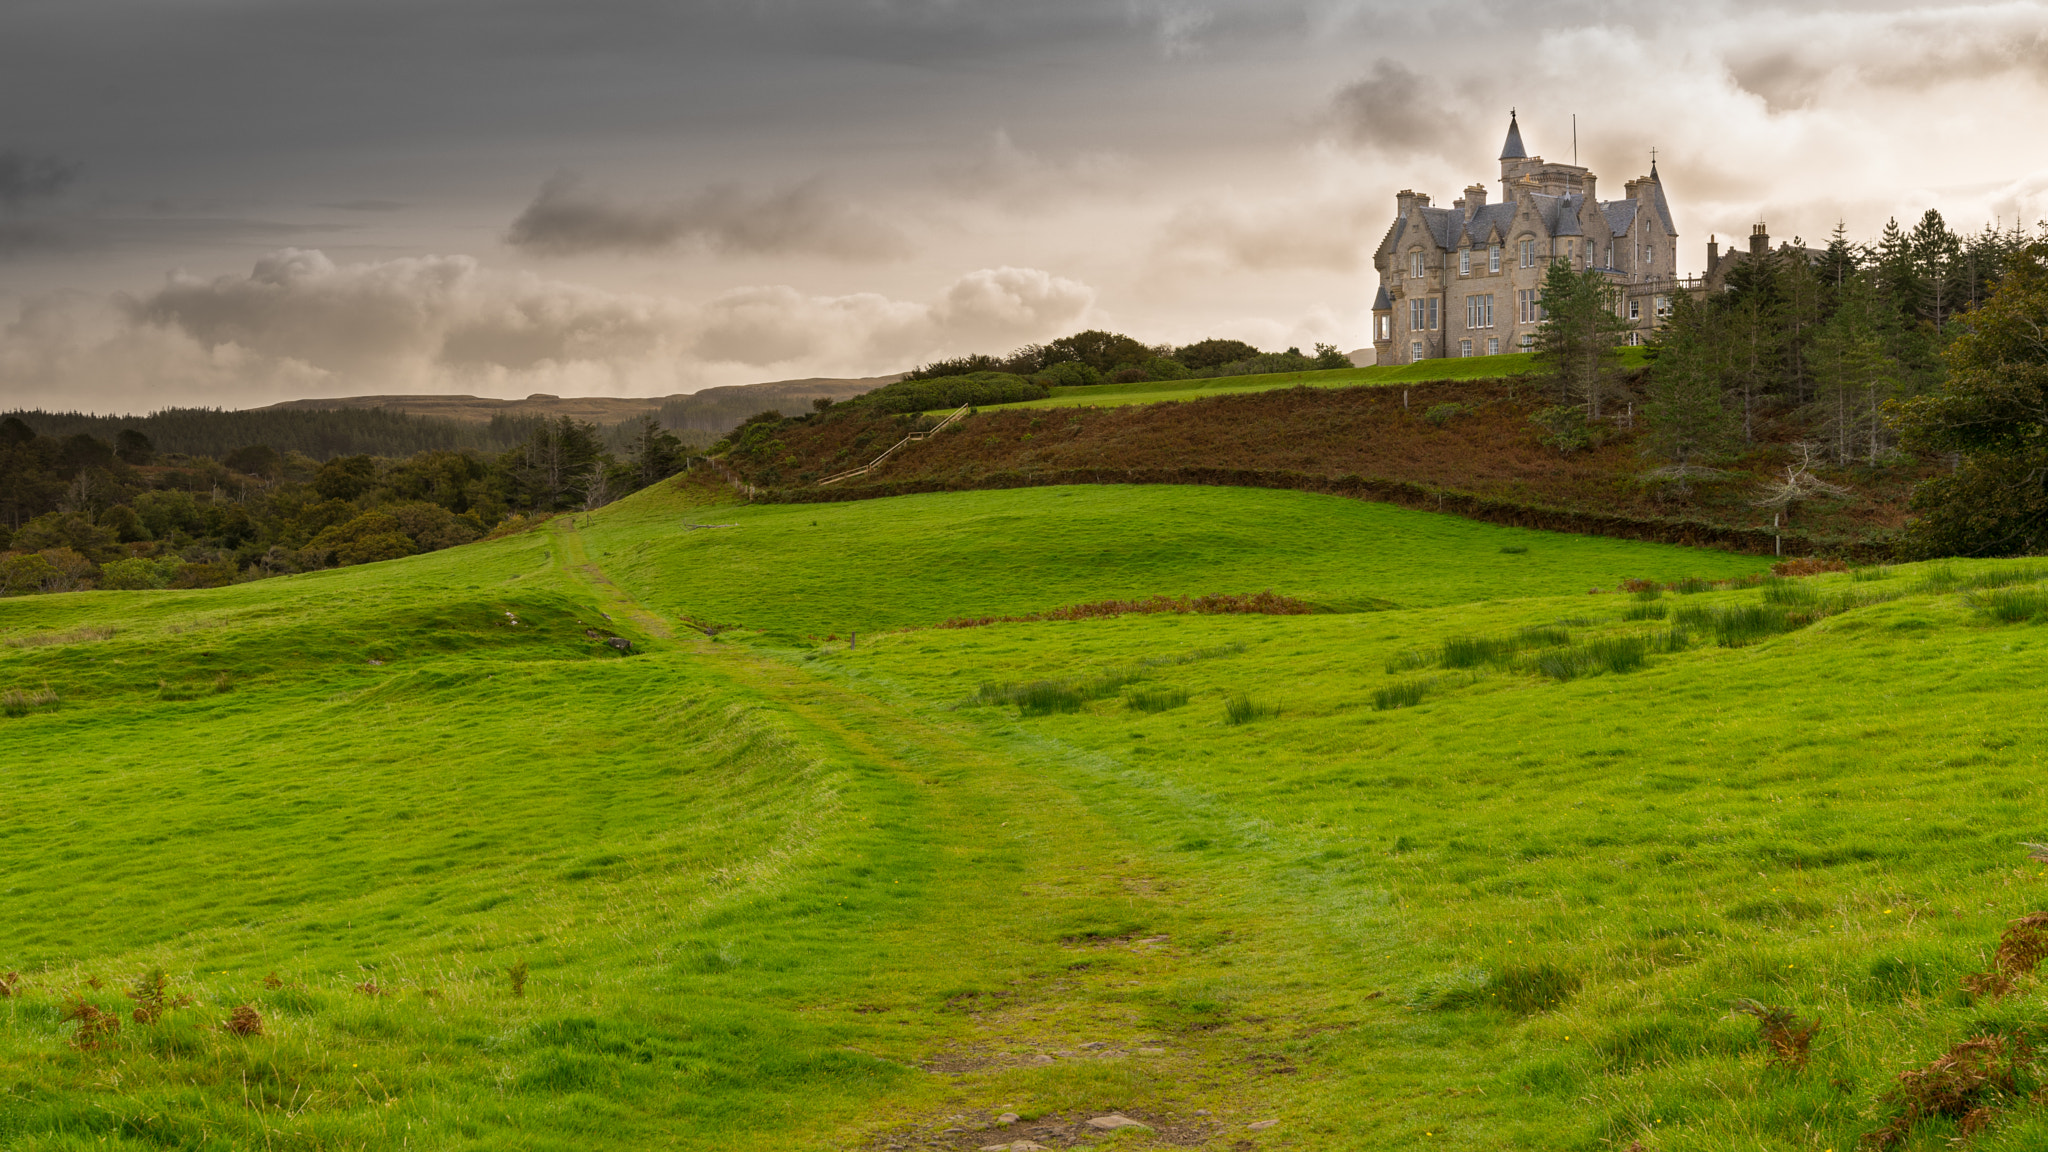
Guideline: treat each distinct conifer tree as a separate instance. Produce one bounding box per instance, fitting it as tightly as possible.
[1532,262,1632,418]
[1809,272,1900,465]
[1641,292,1734,489]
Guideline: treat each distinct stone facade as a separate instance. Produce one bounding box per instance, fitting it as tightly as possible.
[1371,113,1684,365]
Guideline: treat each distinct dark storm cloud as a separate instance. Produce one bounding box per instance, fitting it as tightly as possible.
[505,174,911,261]
[1325,61,1469,155]
[0,152,77,210]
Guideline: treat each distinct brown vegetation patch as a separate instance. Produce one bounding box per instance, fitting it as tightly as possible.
[939,591,1314,629]
[737,380,1923,556]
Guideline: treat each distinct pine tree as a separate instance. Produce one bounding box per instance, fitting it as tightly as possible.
[1641,292,1735,489]
[1532,262,1632,418]
[1808,272,1900,465]
[1909,209,1964,331]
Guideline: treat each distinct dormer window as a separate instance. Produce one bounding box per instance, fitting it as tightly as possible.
[1489,245,1502,273]
[1459,249,1471,276]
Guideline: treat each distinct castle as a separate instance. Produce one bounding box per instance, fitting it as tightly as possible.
[1371,112,1683,364]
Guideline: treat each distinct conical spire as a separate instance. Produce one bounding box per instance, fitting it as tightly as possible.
[1499,110,1527,161]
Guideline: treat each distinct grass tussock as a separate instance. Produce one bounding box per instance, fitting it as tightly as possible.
[1531,633,1689,681]
[1125,686,1189,713]
[1372,678,1434,711]
[1224,693,1276,725]
[1771,558,1848,577]
[1623,601,1668,621]
[975,644,1245,716]
[2,685,59,717]
[2,625,113,648]
[1969,586,2048,623]
[941,591,1314,629]
[1430,964,1581,1015]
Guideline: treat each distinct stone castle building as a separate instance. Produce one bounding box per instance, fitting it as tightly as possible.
[1371,112,1684,364]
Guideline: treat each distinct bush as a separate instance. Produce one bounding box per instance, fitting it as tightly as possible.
[1032,361,1103,388]
[1423,402,1465,427]
[100,557,182,590]
[1530,405,1591,453]
[854,372,1050,414]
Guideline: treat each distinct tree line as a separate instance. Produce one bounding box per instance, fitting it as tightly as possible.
[0,415,689,597]
[905,329,1354,386]
[1532,210,2048,555]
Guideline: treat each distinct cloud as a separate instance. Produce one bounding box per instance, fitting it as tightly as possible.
[0,249,1095,409]
[504,173,912,261]
[0,152,77,211]
[934,131,1133,211]
[1325,60,1467,156]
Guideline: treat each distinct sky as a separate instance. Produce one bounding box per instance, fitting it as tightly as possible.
[1,0,2045,412]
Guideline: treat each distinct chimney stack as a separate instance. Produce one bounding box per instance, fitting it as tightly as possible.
[1750,223,1770,256]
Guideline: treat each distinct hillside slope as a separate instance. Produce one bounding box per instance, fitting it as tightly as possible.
[727,377,1928,556]
[3,479,2045,1151]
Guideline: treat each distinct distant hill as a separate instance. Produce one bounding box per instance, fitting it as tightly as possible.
[259,375,901,443]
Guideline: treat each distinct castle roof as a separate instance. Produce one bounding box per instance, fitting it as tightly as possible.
[1499,113,1527,161]
[1372,284,1392,310]
[1602,199,1639,236]
[1648,164,1677,235]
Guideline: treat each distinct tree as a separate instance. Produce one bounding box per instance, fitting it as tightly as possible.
[1172,338,1262,370]
[1809,272,1901,465]
[627,417,685,488]
[507,417,603,510]
[1641,292,1735,488]
[1531,262,1631,417]
[1721,248,1788,444]
[1893,244,2048,557]
[1312,343,1352,369]
[1909,209,1965,332]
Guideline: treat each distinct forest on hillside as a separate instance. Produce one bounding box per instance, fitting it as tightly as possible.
[0,414,688,596]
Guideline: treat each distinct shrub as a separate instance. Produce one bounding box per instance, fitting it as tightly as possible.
[1866,1035,2034,1149]
[855,372,1050,413]
[1224,694,1275,725]
[61,999,121,1049]
[1731,999,1818,1069]
[1126,686,1189,713]
[1423,402,1466,427]
[509,961,529,998]
[1530,405,1590,453]
[224,1004,263,1037]
[1032,361,1103,388]
[100,556,182,590]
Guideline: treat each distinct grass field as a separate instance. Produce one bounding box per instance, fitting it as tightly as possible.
[3,477,2046,1151]
[955,348,1654,414]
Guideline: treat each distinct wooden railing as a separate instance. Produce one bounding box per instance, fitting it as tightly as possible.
[818,404,972,486]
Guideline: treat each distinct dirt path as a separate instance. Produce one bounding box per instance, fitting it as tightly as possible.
[543,513,1298,1149]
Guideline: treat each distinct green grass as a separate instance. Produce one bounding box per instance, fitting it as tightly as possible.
[3,476,2047,1150]
[948,347,1653,414]
[580,483,1766,642]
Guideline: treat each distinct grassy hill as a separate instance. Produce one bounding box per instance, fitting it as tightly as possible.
[732,371,1923,555]
[3,478,2046,1150]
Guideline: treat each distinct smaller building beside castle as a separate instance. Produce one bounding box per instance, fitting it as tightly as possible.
[1371,113,1685,365]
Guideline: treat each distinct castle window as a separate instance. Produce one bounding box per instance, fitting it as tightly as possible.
[1465,293,1494,329]
[1460,339,1473,357]
[1460,250,1471,276]
[1410,298,1439,331]
[1487,337,1500,355]
[1376,314,1391,340]
[1411,340,1423,361]
[1490,245,1502,273]
[1410,251,1426,278]
[1629,299,1641,321]
[1519,239,1536,268]
[1517,288,1539,324]
[1655,294,1672,318]
[1644,245,1654,267]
